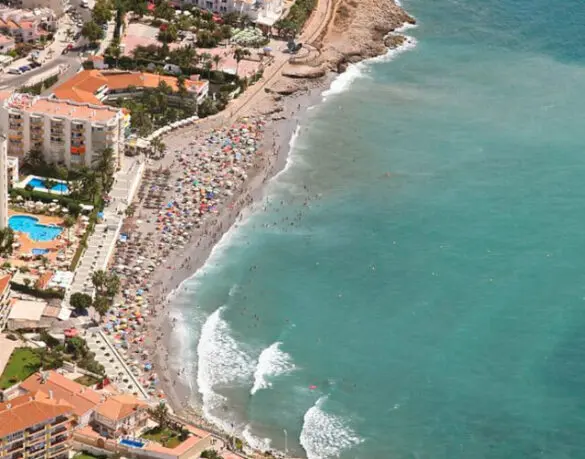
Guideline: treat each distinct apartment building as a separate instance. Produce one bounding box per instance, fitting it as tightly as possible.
[0,93,129,169]
[92,394,149,439]
[0,274,12,331]
[182,0,283,23]
[0,391,73,459]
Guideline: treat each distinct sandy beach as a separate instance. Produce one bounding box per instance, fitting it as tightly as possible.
[103,0,415,450]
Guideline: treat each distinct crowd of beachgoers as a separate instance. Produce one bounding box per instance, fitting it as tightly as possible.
[99,117,268,406]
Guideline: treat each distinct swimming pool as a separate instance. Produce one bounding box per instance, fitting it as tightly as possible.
[32,248,49,255]
[119,438,145,448]
[27,178,69,194]
[9,216,63,241]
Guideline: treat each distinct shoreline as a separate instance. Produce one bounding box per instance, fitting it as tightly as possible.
[112,0,417,454]
[146,78,333,421]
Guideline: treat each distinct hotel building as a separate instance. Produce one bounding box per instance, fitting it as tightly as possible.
[0,93,128,169]
[0,274,12,331]
[0,391,73,459]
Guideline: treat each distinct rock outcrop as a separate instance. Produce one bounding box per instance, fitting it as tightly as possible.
[317,0,415,71]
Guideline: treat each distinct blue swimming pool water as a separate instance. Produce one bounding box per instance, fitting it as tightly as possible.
[28,178,69,193]
[9,216,63,241]
[32,248,49,255]
[119,439,145,448]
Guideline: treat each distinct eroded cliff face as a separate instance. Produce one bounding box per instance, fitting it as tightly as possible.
[318,0,415,70]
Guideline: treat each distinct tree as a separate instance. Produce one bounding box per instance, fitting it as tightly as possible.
[66,336,89,360]
[91,269,108,293]
[203,60,212,80]
[105,274,120,297]
[92,0,113,25]
[23,278,31,287]
[0,228,14,256]
[70,292,93,313]
[158,23,178,44]
[233,48,251,76]
[62,215,76,244]
[81,21,104,44]
[43,178,57,195]
[149,402,169,428]
[150,137,166,158]
[200,450,223,459]
[93,295,111,316]
[154,0,175,21]
[24,148,46,169]
[212,54,222,71]
[92,147,116,191]
[177,74,187,97]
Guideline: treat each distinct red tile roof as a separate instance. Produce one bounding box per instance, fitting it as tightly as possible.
[52,70,207,105]
[20,371,101,417]
[0,391,73,438]
[0,273,11,296]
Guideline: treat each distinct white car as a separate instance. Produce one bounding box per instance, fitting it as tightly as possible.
[81,0,89,7]
[7,68,22,75]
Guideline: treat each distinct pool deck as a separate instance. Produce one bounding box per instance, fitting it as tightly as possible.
[14,175,71,196]
[6,211,71,265]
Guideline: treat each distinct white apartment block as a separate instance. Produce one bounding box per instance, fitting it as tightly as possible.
[184,0,283,23]
[0,93,129,170]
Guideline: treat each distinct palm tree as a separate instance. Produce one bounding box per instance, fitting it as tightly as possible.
[233,48,251,76]
[43,178,57,195]
[0,228,15,256]
[62,215,76,245]
[92,147,116,192]
[150,137,166,158]
[91,269,108,291]
[212,54,222,71]
[203,60,212,80]
[149,402,169,429]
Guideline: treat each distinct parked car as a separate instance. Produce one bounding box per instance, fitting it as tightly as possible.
[19,65,31,72]
[30,62,41,68]
[7,67,22,74]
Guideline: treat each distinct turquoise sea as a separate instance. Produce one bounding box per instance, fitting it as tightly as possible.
[168,0,585,457]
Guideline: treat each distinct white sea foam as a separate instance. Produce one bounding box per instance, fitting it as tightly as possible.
[322,33,418,100]
[250,341,296,395]
[242,424,272,452]
[299,397,363,459]
[271,124,302,182]
[196,307,254,428]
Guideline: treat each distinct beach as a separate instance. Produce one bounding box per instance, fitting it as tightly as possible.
[103,0,415,453]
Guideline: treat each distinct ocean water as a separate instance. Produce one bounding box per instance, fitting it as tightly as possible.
[169,0,585,457]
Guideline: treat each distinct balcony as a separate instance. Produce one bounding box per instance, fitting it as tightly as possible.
[48,445,68,458]
[7,442,24,453]
[26,440,46,453]
[50,137,64,143]
[50,426,67,436]
[51,416,68,427]
[50,435,67,447]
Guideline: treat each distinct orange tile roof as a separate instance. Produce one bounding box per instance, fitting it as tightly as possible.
[53,70,207,105]
[0,391,73,438]
[52,70,108,104]
[0,273,11,296]
[95,394,148,422]
[20,371,101,417]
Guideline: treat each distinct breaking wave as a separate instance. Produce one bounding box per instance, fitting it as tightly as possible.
[250,341,296,395]
[299,397,363,459]
[196,307,254,428]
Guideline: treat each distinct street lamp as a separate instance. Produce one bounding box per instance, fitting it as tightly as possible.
[283,429,288,456]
